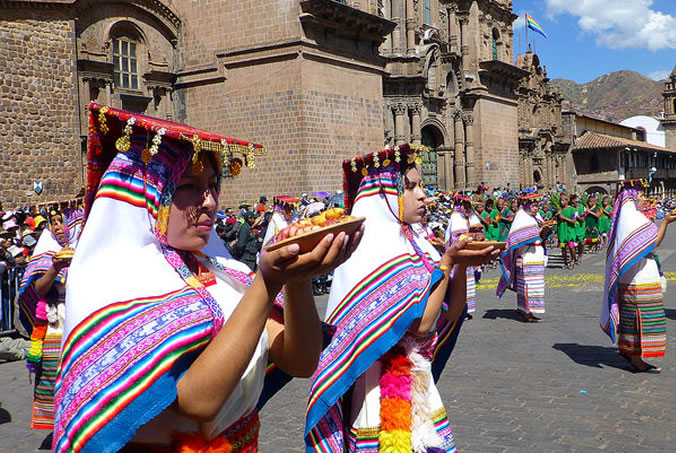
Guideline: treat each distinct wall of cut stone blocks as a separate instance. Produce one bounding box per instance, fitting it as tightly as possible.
[0,9,82,208]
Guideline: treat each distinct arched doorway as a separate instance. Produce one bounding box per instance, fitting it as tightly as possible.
[421,125,443,189]
[533,169,542,185]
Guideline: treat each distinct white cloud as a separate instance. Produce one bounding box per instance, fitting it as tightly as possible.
[545,0,676,50]
[513,13,526,31]
[647,69,670,80]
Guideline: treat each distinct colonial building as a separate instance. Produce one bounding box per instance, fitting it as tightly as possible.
[662,65,676,150]
[1,0,533,207]
[382,0,526,191]
[515,49,572,191]
[569,114,676,194]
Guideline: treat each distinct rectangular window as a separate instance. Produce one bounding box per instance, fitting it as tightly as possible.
[424,0,431,24]
[113,38,139,90]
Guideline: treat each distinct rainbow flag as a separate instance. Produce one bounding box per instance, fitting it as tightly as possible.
[526,13,547,38]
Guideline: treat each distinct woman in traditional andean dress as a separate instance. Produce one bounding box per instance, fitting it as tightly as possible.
[262,196,300,247]
[601,181,675,373]
[445,194,479,317]
[497,194,552,322]
[305,145,498,453]
[53,104,361,452]
[17,205,82,431]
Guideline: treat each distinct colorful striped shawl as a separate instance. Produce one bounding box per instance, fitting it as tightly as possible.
[54,286,214,453]
[497,209,540,298]
[305,255,450,452]
[601,190,658,343]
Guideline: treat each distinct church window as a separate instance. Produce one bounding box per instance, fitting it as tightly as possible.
[673,98,676,114]
[424,0,431,25]
[113,37,139,90]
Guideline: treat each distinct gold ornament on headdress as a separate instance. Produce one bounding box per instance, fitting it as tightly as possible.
[115,117,136,152]
[98,106,109,134]
[229,157,243,176]
[246,143,256,169]
[142,127,166,165]
[190,134,204,174]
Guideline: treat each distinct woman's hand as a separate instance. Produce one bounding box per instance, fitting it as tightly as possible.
[442,238,500,268]
[52,256,71,271]
[663,212,676,224]
[258,226,364,289]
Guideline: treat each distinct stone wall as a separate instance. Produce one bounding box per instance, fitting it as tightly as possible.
[179,53,385,208]
[474,96,520,188]
[0,8,81,209]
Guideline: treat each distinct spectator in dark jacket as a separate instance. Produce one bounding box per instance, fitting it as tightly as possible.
[233,211,260,271]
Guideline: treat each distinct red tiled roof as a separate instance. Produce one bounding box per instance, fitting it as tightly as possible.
[572,131,676,154]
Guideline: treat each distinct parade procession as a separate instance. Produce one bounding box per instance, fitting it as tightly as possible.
[2,0,676,452]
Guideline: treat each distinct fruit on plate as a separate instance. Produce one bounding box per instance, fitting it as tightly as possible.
[277,209,355,241]
[54,247,75,260]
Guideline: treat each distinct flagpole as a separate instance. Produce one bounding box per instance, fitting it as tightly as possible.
[525,13,529,51]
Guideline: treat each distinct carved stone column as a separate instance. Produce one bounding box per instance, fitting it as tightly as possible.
[453,114,466,189]
[406,0,416,55]
[394,104,408,145]
[391,0,403,54]
[464,113,475,187]
[447,5,458,52]
[459,17,470,73]
[410,104,422,144]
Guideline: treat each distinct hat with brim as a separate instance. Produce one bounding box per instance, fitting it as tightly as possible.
[7,245,22,258]
[22,235,37,248]
[33,215,47,227]
[3,219,18,231]
[0,228,12,238]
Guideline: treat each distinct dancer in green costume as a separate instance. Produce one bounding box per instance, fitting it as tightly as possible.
[557,194,577,269]
[599,194,612,248]
[585,195,601,252]
[497,197,514,241]
[571,194,586,264]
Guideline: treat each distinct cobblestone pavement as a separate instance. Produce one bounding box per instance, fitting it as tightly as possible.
[2,233,675,452]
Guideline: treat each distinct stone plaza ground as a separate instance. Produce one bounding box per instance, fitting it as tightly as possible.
[1,232,675,452]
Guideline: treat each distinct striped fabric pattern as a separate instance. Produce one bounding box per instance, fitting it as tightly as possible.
[53,286,214,453]
[431,408,457,453]
[618,282,666,358]
[353,175,398,205]
[516,259,545,315]
[95,149,165,219]
[465,266,476,313]
[31,333,62,429]
[497,210,540,299]
[602,191,658,341]
[306,257,442,452]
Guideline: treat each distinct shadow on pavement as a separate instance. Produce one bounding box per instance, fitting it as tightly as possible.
[482,309,525,322]
[0,407,10,424]
[664,308,676,320]
[552,343,628,370]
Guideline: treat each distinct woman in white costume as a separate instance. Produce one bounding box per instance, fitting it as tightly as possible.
[53,104,361,453]
[305,145,497,453]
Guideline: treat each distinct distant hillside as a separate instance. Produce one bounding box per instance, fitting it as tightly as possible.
[550,70,664,122]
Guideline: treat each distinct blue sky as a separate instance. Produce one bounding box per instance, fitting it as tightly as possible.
[512,0,676,83]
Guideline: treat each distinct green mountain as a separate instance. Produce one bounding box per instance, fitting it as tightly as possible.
[550,70,664,122]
